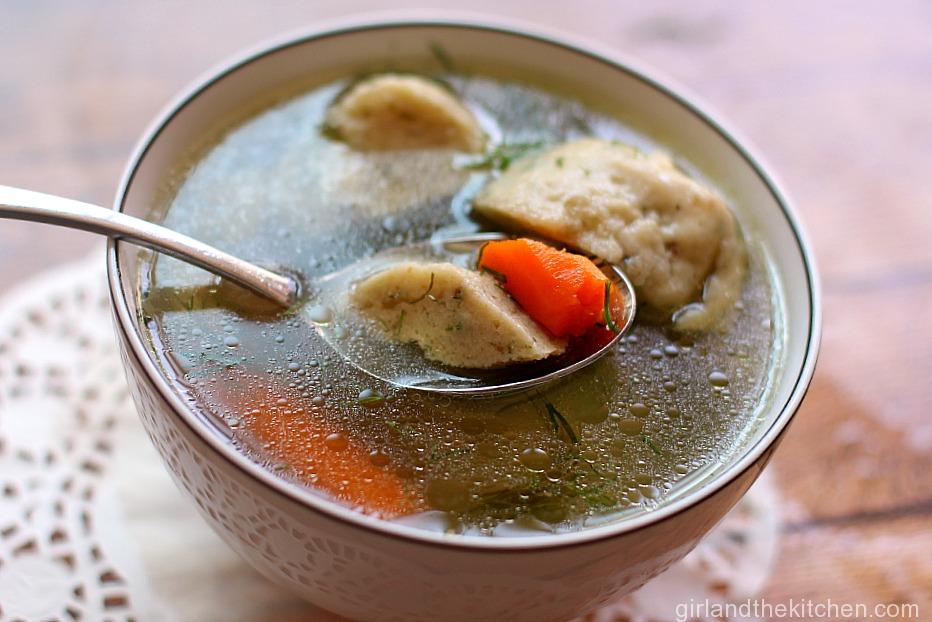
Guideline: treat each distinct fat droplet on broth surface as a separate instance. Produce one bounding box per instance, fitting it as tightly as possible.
[324,432,348,451]
[307,307,333,327]
[576,404,610,425]
[617,419,644,436]
[519,448,552,471]
[709,371,730,387]
[369,449,390,467]
[630,403,650,418]
[358,388,385,407]
[640,484,661,499]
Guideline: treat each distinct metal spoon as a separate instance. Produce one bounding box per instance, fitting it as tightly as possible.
[0,185,636,397]
[0,185,298,307]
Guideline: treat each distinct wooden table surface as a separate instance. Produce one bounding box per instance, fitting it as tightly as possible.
[2,1,930,619]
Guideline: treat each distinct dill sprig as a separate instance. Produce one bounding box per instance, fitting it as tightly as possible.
[428,42,455,71]
[642,434,663,456]
[404,272,436,303]
[544,401,579,444]
[459,141,545,172]
[602,281,620,333]
[479,265,508,284]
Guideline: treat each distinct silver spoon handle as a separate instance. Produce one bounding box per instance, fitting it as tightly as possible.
[0,185,298,307]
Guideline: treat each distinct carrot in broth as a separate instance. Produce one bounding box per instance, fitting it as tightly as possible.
[210,376,417,518]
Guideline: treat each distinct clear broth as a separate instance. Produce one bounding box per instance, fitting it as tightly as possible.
[140,72,782,536]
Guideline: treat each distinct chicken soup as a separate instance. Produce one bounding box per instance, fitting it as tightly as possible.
[139,63,783,536]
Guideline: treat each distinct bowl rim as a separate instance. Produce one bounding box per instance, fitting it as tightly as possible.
[107,14,822,551]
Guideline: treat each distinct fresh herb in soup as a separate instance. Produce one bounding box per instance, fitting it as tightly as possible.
[140,68,782,535]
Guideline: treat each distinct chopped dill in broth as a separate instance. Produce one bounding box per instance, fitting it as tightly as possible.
[140,71,782,536]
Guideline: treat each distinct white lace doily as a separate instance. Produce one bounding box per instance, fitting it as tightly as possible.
[0,251,780,622]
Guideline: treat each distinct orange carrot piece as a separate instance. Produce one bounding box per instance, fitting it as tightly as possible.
[211,377,417,518]
[478,238,612,337]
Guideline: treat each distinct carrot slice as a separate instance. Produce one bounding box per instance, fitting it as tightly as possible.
[478,238,613,337]
[209,375,418,518]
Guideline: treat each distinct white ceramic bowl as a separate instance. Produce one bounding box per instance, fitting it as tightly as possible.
[108,17,820,622]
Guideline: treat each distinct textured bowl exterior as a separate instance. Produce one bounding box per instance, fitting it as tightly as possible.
[107,17,819,622]
[115,314,775,622]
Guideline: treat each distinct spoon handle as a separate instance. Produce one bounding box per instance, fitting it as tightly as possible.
[0,185,298,307]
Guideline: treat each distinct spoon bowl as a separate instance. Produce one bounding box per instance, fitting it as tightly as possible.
[307,232,637,397]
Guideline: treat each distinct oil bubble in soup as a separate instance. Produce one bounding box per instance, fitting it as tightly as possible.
[140,63,783,536]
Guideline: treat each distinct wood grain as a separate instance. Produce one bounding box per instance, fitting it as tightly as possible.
[1,1,929,619]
